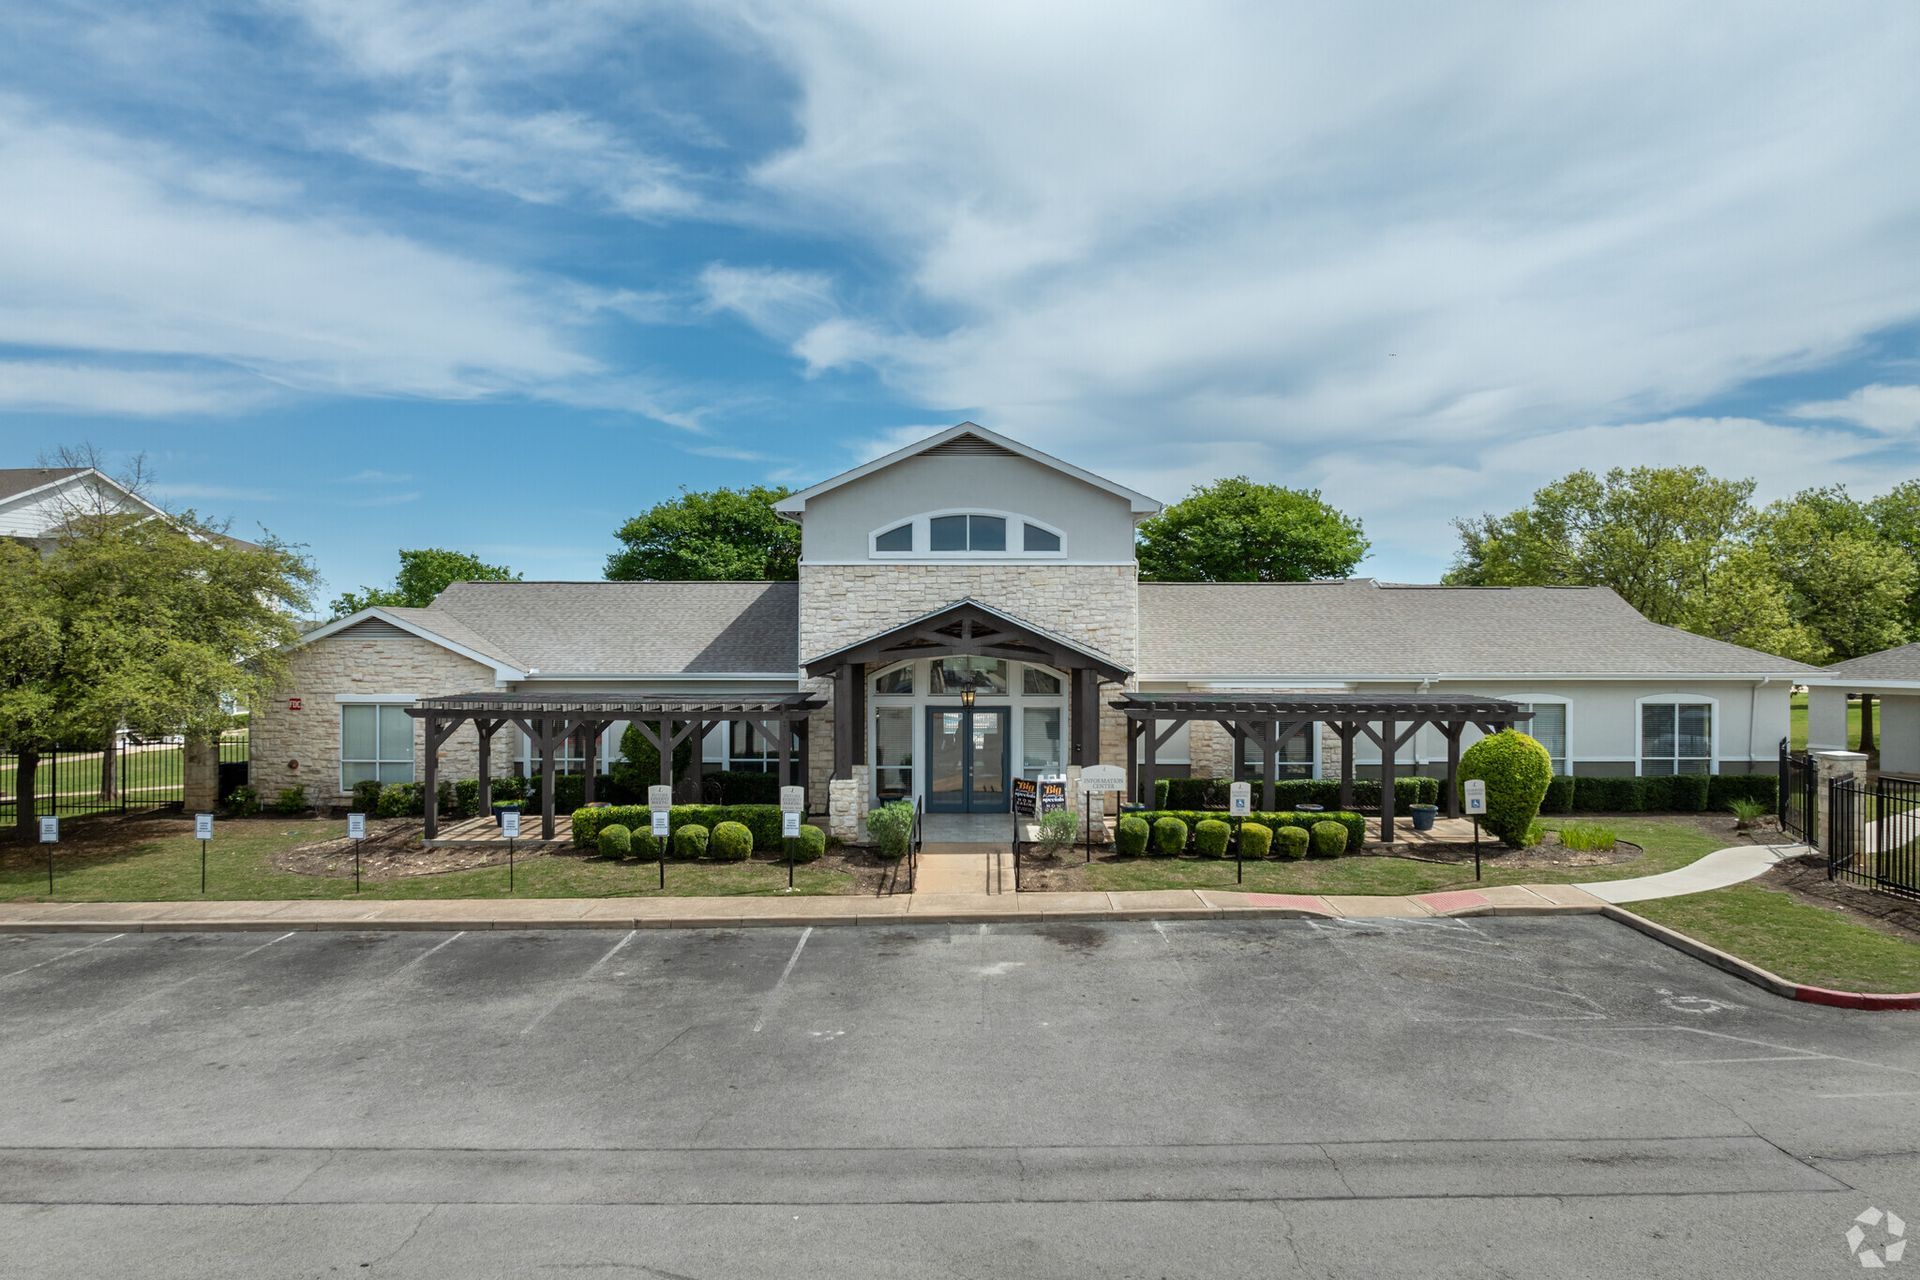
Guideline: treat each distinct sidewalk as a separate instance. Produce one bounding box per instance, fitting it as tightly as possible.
[0,844,1802,935]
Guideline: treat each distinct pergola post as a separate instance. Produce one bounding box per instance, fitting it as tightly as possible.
[582,722,600,805]
[1442,723,1464,818]
[658,719,674,787]
[796,719,810,804]
[1262,721,1278,811]
[476,718,496,814]
[1126,719,1142,805]
[422,714,439,840]
[540,716,564,840]
[688,721,706,803]
[1338,723,1357,810]
[1143,711,1159,806]
[1378,718,1397,843]
[776,717,792,788]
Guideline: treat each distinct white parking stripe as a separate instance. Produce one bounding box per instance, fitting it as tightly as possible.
[0,933,125,981]
[754,927,812,1034]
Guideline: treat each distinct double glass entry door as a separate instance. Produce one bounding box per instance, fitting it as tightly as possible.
[925,706,1010,812]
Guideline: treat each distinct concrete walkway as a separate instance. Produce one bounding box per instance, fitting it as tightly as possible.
[0,844,1807,934]
[1575,842,1806,904]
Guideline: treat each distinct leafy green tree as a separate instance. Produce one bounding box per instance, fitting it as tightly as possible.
[1445,467,1754,627]
[1,512,315,840]
[1136,476,1368,582]
[1677,545,1822,665]
[330,548,519,616]
[1867,480,1920,633]
[606,485,800,581]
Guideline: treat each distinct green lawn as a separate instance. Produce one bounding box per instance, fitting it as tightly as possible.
[1083,818,1728,896]
[2,816,856,901]
[1633,883,1920,994]
[1789,691,1866,753]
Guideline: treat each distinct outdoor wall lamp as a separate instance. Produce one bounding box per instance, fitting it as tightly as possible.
[960,685,976,708]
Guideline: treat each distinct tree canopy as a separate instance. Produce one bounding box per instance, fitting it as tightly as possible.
[606,485,800,581]
[1,508,315,838]
[1136,476,1368,582]
[1446,468,1917,667]
[330,548,519,617]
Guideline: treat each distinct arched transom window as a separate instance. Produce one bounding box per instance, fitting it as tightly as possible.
[869,510,1066,559]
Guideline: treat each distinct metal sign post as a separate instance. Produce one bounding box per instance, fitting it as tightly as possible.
[39,815,58,894]
[347,812,366,893]
[1463,780,1488,882]
[194,813,213,894]
[781,787,805,892]
[651,807,670,890]
[1077,766,1127,863]
[501,809,520,892]
[1228,782,1252,885]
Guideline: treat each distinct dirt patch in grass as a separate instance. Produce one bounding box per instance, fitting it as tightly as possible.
[1762,853,1920,945]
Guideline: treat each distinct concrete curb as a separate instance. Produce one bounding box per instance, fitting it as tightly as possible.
[1599,904,1920,1011]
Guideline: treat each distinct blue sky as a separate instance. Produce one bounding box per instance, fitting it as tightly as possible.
[3,1,1919,606]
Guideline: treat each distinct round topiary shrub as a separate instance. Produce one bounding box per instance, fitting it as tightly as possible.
[1193,819,1231,858]
[1115,814,1151,857]
[1274,825,1310,859]
[1458,729,1553,848]
[1237,822,1273,859]
[672,823,710,860]
[710,820,754,861]
[597,823,632,860]
[790,824,827,863]
[1151,816,1189,857]
[1309,820,1349,858]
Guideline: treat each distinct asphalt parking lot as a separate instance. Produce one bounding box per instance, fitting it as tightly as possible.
[1,916,1916,1278]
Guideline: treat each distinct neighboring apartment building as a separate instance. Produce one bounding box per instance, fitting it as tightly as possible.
[253,425,1813,835]
[0,467,155,551]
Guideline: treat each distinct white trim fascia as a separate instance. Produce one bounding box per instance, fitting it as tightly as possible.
[518,672,803,683]
[1802,674,1920,690]
[772,423,1162,516]
[335,693,418,703]
[1138,671,1805,684]
[804,558,1137,567]
[294,608,527,680]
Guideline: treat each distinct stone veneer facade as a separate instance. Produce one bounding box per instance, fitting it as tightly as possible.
[799,562,1139,836]
[251,626,502,801]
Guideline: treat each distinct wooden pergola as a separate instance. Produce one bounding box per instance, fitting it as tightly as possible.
[406,692,826,840]
[1111,692,1533,840]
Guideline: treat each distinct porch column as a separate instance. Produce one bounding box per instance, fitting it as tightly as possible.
[833,662,866,777]
[1806,686,1851,754]
[1379,719,1397,843]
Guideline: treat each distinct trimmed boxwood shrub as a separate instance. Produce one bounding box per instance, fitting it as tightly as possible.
[1193,819,1231,858]
[1458,730,1552,847]
[1115,814,1151,856]
[1131,809,1367,854]
[1155,776,1441,813]
[570,804,785,850]
[1541,775,1575,815]
[351,779,384,816]
[597,823,632,859]
[672,823,709,860]
[867,800,915,860]
[375,782,424,818]
[791,824,827,863]
[1238,822,1273,859]
[1151,816,1189,856]
[711,820,754,861]
[1274,825,1310,859]
[1309,820,1349,858]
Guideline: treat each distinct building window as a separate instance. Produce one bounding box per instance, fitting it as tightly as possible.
[1640,701,1711,775]
[875,707,914,800]
[724,721,799,774]
[930,513,1005,552]
[1520,703,1569,775]
[1240,724,1316,780]
[873,664,915,695]
[931,656,1008,696]
[1023,707,1063,774]
[341,704,413,788]
[874,522,914,552]
[1023,523,1061,552]
[1022,666,1063,696]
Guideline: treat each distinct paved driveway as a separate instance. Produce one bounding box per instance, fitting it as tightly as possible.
[1,918,1916,1278]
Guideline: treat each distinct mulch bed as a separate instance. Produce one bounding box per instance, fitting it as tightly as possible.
[1762,853,1920,945]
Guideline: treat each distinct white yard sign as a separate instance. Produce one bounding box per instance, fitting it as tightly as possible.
[194,813,214,841]
[780,786,806,814]
[1463,780,1488,816]
[1078,765,1127,793]
[651,811,671,838]
[1228,782,1252,816]
[39,816,58,843]
[783,811,802,839]
[346,812,367,841]
[648,785,673,812]
[501,810,522,840]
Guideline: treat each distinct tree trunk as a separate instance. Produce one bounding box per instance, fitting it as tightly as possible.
[100,730,118,803]
[13,748,38,842]
[1859,694,1878,760]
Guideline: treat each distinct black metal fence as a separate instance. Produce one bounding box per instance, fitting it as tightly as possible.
[1828,774,1920,901]
[1778,738,1815,843]
[0,730,249,822]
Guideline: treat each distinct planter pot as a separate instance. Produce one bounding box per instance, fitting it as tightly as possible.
[491,803,522,828]
[1409,804,1438,832]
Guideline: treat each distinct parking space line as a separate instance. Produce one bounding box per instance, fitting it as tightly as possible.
[0,933,125,981]
[754,926,812,1034]
[519,931,638,1037]
[386,932,465,979]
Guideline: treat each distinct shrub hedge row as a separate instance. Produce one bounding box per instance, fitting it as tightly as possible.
[1155,776,1440,812]
[571,804,789,851]
[1129,809,1367,854]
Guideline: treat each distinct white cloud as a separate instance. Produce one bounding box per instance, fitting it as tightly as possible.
[345,489,423,508]
[0,360,275,416]
[343,103,696,216]
[700,264,838,343]
[288,0,643,78]
[1790,384,1920,434]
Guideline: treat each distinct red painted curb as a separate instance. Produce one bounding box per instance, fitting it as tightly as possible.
[1794,986,1920,1011]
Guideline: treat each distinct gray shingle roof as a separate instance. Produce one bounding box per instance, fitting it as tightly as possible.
[0,467,84,502]
[426,581,798,675]
[1825,642,1920,681]
[1138,580,1819,678]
